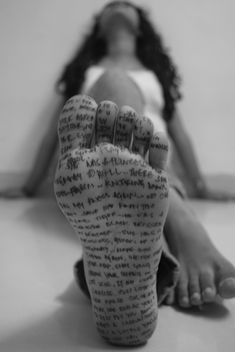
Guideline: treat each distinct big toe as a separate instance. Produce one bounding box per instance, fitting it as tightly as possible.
[216,259,235,299]
[219,278,235,299]
[58,94,97,156]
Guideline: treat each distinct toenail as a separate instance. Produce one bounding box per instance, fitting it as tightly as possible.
[190,292,201,305]
[202,287,215,301]
[220,278,235,288]
[219,278,235,298]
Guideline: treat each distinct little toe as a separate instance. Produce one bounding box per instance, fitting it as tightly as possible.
[132,115,154,157]
[200,270,216,302]
[58,95,97,156]
[96,100,119,144]
[149,132,169,171]
[165,290,175,305]
[114,105,136,148]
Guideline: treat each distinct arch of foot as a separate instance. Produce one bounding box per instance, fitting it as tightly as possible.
[54,95,169,346]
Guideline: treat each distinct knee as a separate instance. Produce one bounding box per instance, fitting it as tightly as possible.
[87,68,144,114]
[95,68,133,90]
[101,67,129,81]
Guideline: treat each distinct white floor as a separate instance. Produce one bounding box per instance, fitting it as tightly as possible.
[1,198,235,352]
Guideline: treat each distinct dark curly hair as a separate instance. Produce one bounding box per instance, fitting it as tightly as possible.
[57,1,182,121]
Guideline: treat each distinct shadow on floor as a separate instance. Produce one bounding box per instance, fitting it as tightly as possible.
[19,198,77,244]
[171,298,230,320]
[0,283,108,352]
[1,279,233,352]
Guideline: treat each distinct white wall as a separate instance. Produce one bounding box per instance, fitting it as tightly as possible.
[0,0,235,183]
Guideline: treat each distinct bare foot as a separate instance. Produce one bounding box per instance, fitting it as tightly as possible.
[164,189,235,308]
[54,95,169,345]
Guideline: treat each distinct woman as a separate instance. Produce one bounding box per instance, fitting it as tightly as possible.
[1,1,235,310]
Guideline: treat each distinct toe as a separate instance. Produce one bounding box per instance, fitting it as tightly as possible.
[200,269,216,302]
[149,132,169,171]
[114,105,136,148]
[165,290,175,305]
[219,278,235,299]
[132,115,153,157]
[188,271,202,306]
[176,273,190,308]
[96,100,118,144]
[216,259,235,299]
[58,95,97,156]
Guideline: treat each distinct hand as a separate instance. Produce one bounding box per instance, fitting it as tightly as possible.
[0,187,32,199]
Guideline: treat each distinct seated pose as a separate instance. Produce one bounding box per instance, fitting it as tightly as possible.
[1,1,235,314]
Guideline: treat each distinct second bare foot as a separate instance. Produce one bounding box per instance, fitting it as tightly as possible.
[165,190,235,308]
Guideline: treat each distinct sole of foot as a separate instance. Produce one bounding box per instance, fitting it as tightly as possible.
[54,94,169,346]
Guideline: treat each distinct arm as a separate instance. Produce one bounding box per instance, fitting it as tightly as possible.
[23,98,66,196]
[167,110,235,200]
[167,110,206,197]
[0,98,65,198]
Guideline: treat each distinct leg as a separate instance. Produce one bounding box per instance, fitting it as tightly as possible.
[88,69,235,307]
[54,95,169,346]
[165,188,235,307]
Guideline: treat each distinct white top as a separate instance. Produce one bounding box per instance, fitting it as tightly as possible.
[81,65,167,133]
